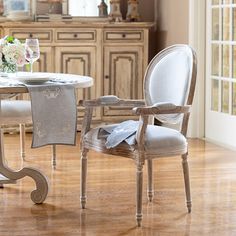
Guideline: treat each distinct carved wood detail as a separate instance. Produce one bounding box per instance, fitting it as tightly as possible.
[56,48,98,119]
[104,49,142,117]
[36,51,47,72]
[1,22,152,123]
[56,31,96,42]
[105,31,143,42]
[10,30,52,42]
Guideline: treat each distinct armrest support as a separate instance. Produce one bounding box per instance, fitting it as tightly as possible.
[80,106,93,148]
[79,96,145,107]
[134,103,191,153]
[133,102,191,115]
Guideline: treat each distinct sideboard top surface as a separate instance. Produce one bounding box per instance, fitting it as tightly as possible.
[0,21,155,29]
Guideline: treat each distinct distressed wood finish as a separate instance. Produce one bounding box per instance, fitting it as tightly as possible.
[0,21,153,124]
[79,95,145,107]
[103,46,143,117]
[55,46,100,120]
[133,103,191,115]
[80,45,197,226]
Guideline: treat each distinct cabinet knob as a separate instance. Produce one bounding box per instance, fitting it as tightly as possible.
[105,75,110,79]
[29,33,33,38]
[122,34,126,38]
[74,34,78,38]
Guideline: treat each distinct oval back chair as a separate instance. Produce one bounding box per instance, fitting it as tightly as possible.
[80,44,197,226]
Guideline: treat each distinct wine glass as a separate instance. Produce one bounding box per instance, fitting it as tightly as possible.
[25,39,40,73]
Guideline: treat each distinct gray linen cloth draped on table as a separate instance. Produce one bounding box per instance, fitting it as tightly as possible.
[26,83,77,148]
[98,120,139,149]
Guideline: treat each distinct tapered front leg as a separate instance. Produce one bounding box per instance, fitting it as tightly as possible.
[136,160,144,227]
[182,153,191,213]
[147,159,154,202]
[80,148,88,209]
[20,124,26,161]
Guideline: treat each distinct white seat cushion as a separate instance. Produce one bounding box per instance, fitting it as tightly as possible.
[84,124,187,158]
[144,125,187,156]
[0,100,32,125]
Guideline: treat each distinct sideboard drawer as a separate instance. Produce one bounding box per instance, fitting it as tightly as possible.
[9,29,52,42]
[104,30,143,42]
[55,30,96,42]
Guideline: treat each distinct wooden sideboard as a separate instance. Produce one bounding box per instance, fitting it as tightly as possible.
[0,21,153,124]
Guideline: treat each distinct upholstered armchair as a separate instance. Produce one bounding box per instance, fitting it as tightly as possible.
[0,100,57,167]
[79,44,197,226]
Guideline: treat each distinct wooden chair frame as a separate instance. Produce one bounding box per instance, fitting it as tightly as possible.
[79,44,197,226]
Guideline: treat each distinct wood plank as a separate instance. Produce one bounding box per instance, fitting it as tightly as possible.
[1,135,236,235]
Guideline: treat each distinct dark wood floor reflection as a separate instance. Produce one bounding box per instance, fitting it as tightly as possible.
[1,134,236,235]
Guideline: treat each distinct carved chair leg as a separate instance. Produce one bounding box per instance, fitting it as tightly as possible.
[52,145,56,169]
[136,161,144,227]
[19,124,26,161]
[80,148,88,209]
[147,159,154,202]
[182,153,191,213]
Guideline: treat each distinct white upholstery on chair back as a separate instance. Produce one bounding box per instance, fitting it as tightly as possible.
[144,44,197,124]
[0,100,32,125]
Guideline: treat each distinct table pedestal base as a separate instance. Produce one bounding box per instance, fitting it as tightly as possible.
[0,130,49,204]
[0,174,16,188]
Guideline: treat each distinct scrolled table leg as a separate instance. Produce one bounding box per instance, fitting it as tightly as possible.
[0,167,49,204]
[21,167,49,204]
[0,128,49,203]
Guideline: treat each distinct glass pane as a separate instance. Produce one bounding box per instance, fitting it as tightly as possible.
[222,45,230,77]
[221,81,229,113]
[212,8,220,40]
[212,44,220,76]
[223,0,231,4]
[211,79,219,111]
[212,0,219,4]
[233,8,236,40]
[222,7,230,41]
[232,83,236,114]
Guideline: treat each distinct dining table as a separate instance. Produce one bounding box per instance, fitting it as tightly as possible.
[0,72,93,204]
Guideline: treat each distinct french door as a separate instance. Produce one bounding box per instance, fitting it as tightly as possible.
[205,0,236,147]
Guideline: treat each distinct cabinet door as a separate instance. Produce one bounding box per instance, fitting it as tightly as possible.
[103,46,143,117]
[55,46,100,120]
[33,46,54,73]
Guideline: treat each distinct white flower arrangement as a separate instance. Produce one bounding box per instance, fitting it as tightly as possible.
[0,36,26,73]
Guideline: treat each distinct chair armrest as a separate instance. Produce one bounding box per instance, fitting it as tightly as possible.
[79,95,145,107]
[133,102,191,115]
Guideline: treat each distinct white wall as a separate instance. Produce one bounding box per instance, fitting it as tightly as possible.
[156,0,189,48]
[188,0,205,138]
[154,0,205,138]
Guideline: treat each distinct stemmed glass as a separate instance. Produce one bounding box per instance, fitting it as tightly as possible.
[25,39,40,73]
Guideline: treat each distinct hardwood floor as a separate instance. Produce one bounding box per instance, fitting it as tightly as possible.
[1,134,236,235]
